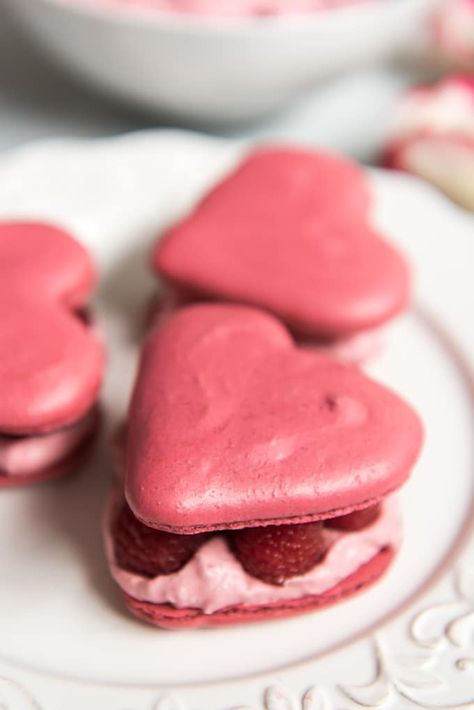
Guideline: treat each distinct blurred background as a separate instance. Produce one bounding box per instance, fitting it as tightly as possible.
[0,0,472,204]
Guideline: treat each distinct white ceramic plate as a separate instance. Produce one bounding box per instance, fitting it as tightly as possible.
[2,0,436,123]
[0,131,473,709]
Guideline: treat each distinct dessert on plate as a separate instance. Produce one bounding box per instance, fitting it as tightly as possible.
[151,146,411,364]
[0,222,104,487]
[384,75,474,213]
[105,303,423,628]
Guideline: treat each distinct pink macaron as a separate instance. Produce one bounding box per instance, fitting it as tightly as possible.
[150,146,411,364]
[105,303,423,628]
[0,222,104,486]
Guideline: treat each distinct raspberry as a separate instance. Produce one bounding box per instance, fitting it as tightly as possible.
[229,522,329,586]
[325,504,381,532]
[113,504,210,578]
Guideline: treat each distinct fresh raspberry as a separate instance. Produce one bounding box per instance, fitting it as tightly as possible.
[229,522,329,586]
[325,504,381,532]
[113,504,210,578]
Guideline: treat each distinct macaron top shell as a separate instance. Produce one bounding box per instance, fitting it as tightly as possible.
[154,147,410,338]
[125,304,423,533]
[0,222,104,434]
[1,222,95,305]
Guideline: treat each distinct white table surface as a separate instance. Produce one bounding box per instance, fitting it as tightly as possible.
[0,3,432,161]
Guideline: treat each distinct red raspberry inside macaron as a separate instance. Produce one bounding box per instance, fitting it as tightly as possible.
[113,503,383,585]
[113,504,210,578]
[228,521,329,586]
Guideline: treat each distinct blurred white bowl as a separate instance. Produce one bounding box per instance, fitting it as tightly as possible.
[4,0,437,124]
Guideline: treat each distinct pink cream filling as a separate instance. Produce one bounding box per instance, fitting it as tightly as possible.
[150,289,383,364]
[0,409,97,477]
[299,327,383,364]
[105,497,400,614]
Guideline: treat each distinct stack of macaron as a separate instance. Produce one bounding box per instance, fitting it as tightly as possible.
[105,303,423,628]
[384,75,474,213]
[150,147,411,364]
[105,146,422,628]
[0,222,104,487]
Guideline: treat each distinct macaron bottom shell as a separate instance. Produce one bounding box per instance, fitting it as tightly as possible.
[121,546,395,629]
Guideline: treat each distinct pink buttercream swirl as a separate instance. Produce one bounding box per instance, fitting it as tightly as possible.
[105,496,400,614]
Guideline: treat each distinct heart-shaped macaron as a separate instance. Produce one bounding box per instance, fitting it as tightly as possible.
[154,147,410,339]
[125,303,423,533]
[0,222,104,434]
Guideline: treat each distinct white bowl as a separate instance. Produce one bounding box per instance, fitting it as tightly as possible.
[4,0,437,124]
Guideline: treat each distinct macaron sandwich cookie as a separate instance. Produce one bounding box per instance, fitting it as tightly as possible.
[106,303,423,628]
[151,146,411,363]
[0,222,104,487]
